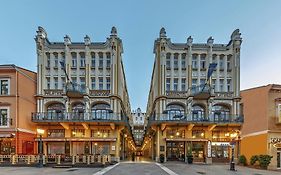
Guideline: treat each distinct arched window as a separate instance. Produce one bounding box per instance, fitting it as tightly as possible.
[165,104,185,120]
[191,105,205,121]
[46,103,65,120]
[212,104,230,122]
[72,102,85,120]
[91,103,111,120]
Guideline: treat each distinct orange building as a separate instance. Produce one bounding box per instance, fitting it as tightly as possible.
[241,84,281,170]
[0,64,37,155]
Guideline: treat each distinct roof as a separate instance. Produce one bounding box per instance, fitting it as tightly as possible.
[0,64,36,74]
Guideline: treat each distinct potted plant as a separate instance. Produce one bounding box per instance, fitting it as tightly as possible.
[159,154,165,163]
[187,151,193,164]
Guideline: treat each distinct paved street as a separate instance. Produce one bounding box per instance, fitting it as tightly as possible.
[0,161,281,175]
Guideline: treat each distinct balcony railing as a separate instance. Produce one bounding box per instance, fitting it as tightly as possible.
[90,90,110,96]
[32,112,126,122]
[44,89,63,96]
[149,113,244,124]
[65,82,86,97]
[191,84,211,99]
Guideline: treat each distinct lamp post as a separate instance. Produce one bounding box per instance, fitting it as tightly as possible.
[37,129,45,168]
[230,132,237,171]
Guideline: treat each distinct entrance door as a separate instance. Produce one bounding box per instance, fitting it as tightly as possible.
[166,142,185,161]
[277,151,281,169]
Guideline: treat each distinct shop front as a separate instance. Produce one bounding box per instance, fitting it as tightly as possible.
[269,137,281,169]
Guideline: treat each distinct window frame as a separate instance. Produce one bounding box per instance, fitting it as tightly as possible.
[0,78,10,95]
[0,107,10,128]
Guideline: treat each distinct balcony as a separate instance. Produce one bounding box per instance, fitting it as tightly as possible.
[90,90,110,96]
[44,89,63,96]
[166,91,188,98]
[65,82,86,98]
[191,84,212,99]
[149,113,244,125]
[31,112,126,123]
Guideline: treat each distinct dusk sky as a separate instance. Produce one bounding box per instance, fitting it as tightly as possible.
[0,0,281,111]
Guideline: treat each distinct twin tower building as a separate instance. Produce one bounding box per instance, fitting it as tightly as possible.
[31,26,242,163]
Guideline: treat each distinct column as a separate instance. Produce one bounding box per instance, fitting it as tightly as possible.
[215,55,220,92]
[85,46,91,94]
[224,55,228,92]
[49,52,54,89]
[197,54,201,86]
[170,53,174,90]
[187,48,192,90]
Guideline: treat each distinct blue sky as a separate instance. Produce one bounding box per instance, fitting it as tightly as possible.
[0,0,281,111]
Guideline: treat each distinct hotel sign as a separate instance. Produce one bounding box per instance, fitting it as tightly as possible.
[270,138,281,144]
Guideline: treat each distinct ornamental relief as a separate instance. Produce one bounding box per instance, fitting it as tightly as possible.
[212,100,233,106]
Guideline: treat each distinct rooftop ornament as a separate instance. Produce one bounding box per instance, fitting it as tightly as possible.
[64,35,71,45]
[159,27,166,38]
[111,26,117,36]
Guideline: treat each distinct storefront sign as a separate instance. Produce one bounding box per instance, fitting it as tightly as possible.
[270,138,281,144]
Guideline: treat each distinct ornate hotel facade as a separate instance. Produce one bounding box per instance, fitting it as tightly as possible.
[33,26,134,161]
[144,28,243,163]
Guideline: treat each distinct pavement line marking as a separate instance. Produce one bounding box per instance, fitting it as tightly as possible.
[92,163,120,175]
[155,163,179,175]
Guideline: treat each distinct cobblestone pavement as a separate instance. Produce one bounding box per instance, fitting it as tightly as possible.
[0,161,280,175]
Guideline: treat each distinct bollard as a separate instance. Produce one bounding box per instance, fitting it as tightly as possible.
[31,155,35,163]
[98,155,101,163]
[72,155,75,165]
[11,155,16,165]
[87,155,90,165]
[108,155,111,163]
[43,155,46,165]
[102,155,106,165]
[27,155,31,165]
[91,155,95,163]
[0,155,3,163]
[76,155,79,163]
[57,155,61,165]
[83,155,86,163]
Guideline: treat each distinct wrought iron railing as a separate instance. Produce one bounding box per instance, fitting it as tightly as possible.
[65,82,86,94]
[32,112,126,122]
[149,113,244,124]
[44,89,64,96]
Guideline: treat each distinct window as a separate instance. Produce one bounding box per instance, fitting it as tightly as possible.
[48,129,65,138]
[219,79,224,91]
[80,57,86,67]
[277,104,281,122]
[219,56,224,70]
[212,55,217,70]
[92,129,111,138]
[174,78,178,91]
[166,78,171,91]
[91,52,96,67]
[106,77,110,90]
[166,53,171,69]
[174,53,178,69]
[46,77,50,89]
[192,105,205,121]
[91,77,96,89]
[200,79,206,86]
[227,79,231,92]
[181,78,186,91]
[99,77,103,90]
[106,53,111,68]
[0,79,9,95]
[181,53,186,69]
[192,55,197,69]
[72,77,77,84]
[54,77,58,89]
[192,79,197,88]
[61,77,65,89]
[80,77,85,90]
[71,129,85,137]
[99,58,103,68]
[200,55,206,69]
[54,53,58,68]
[227,56,232,70]
[71,53,77,68]
[46,53,50,68]
[212,79,216,91]
[0,108,8,127]
[192,130,205,138]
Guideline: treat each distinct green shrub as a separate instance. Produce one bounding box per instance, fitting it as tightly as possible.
[239,155,247,166]
[250,155,259,165]
[258,155,273,169]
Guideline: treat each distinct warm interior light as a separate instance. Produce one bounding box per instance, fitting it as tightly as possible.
[124,134,127,138]
[37,129,45,135]
[94,142,98,146]
[201,132,204,137]
[176,131,180,136]
[225,132,230,137]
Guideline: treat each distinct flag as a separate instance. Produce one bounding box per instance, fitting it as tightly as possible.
[59,61,65,69]
[207,63,217,80]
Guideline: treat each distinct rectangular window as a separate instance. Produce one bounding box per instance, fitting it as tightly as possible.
[192,79,197,88]
[61,77,65,89]
[166,53,171,69]
[166,78,170,91]
[200,79,206,86]
[106,58,111,68]
[219,57,224,70]
[91,77,96,89]
[80,77,85,90]
[72,58,77,68]
[54,57,58,68]
[46,77,50,89]
[48,129,65,138]
[99,58,103,68]
[278,104,281,123]
[174,78,178,91]
[192,55,197,69]
[174,54,178,69]
[227,79,231,92]
[200,56,206,69]
[91,58,95,67]
[46,53,50,68]
[220,79,224,91]
[227,57,231,70]
[181,78,186,91]
[0,108,8,126]
[72,77,77,84]
[182,54,186,69]
[91,129,111,138]
[192,130,205,139]
[71,129,85,137]
[212,79,216,91]
[0,79,9,95]
[99,77,103,90]
[106,77,110,90]
[80,57,86,67]
[54,77,58,89]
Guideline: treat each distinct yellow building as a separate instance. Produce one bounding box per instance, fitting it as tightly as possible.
[33,26,135,162]
[143,28,243,163]
[241,84,281,170]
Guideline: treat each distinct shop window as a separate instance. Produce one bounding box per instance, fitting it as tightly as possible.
[47,142,65,155]
[91,129,111,138]
[71,129,85,137]
[166,129,185,139]
[48,129,65,138]
[192,130,205,138]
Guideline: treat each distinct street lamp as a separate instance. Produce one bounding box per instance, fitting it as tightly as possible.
[230,132,238,171]
[37,128,45,168]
